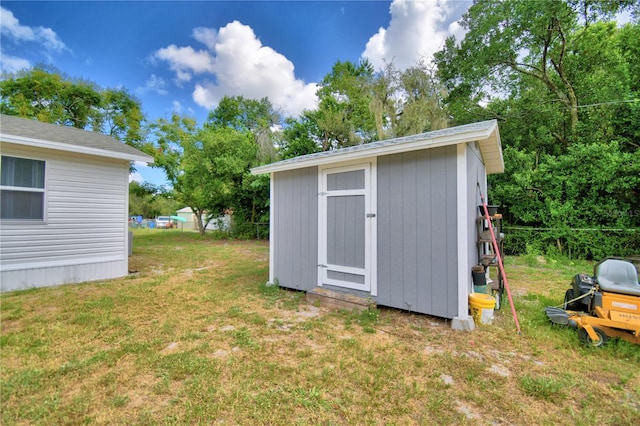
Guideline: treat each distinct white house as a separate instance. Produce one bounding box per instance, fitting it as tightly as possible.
[252,120,504,328]
[0,114,154,292]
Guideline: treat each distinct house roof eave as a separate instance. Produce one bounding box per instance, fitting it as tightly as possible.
[0,114,154,163]
[1,134,154,163]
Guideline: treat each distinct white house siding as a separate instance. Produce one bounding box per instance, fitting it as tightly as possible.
[0,143,130,291]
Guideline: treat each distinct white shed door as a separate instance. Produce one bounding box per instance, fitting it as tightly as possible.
[319,163,373,292]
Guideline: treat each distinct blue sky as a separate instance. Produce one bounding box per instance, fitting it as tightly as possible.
[1,0,472,185]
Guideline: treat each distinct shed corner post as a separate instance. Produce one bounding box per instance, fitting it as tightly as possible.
[267,171,276,286]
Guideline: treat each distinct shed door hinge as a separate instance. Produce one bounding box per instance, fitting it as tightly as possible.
[317,264,327,268]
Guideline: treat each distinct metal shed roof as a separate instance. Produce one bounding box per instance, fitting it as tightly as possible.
[252,119,503,175]
[0,114,154,163]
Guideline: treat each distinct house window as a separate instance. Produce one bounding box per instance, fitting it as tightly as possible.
[1,156,46,220]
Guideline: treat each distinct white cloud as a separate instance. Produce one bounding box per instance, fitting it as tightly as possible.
[192,27,217,50]
[136,74,168,96]
[0,7,69,74]
[362,0,462,71]
[129,171,144,183]
[172,100,183,113]
[154,44,215,83]
[167,100,195,117]
[154,20,317,117]
[448,20,467,45]
[0,6,67,52]
[0,54,30,74]
[37,27,67,52]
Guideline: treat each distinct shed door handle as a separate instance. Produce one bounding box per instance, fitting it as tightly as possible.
[366,213,376,218]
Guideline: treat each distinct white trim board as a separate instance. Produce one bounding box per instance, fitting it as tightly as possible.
[317,160,377,295]
[1,135,153,163]
[456,143,470,319]
[252,120,502,176]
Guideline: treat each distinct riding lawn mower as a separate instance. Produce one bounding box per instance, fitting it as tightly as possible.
[545,257,640,346]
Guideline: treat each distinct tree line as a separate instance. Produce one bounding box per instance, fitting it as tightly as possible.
[436,0,640,258]
[1,0,638,257]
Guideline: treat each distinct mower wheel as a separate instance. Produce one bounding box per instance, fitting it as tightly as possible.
[578,327,608,347]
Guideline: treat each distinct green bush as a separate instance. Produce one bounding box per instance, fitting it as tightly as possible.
[504,227,639,259]
[493,143,640,260]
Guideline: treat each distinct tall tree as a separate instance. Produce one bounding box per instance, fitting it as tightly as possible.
[100,88,145,148]
[146,114,208,233]
[0,67,145,148]
[315,60,377,148]
[279,58,452,159]
[0,67,99,128]
[129,181,177,219]
[279,113,322,159]
[178,126,256,235]
[206,95,280,163]
[396,61,449,136]
[148,111,260,236]
[432,1,640,257]
[368,62,399,140]
[435,0,636,142]
[204,96,280,234]
[146,114,198,185]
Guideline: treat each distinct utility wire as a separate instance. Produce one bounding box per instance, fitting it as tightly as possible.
[575,99,638,109]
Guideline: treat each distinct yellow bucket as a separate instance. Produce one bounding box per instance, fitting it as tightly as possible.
[469,293,496,325]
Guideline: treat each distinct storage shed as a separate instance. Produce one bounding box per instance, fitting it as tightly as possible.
[175,207,231,231]
[176,207,197,231]
[251,120,504,326]
[0,114,153,292]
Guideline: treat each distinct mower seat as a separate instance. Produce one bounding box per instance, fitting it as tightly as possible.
[595,258,640,297]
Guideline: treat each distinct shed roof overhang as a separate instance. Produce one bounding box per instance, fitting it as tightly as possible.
[252,119,503,176]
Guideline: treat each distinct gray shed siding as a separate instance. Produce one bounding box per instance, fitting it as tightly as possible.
[377,146,459,318]
[272,167,318,290]
[466,143,488,284]
[327,195,365,268]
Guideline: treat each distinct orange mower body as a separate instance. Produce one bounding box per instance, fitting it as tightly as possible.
[546,258,640,347]
[569,291,640,346]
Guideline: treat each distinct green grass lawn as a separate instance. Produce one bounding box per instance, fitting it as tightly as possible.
[1,230,638,425]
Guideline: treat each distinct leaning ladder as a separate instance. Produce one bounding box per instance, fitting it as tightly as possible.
[479,190,521,334]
